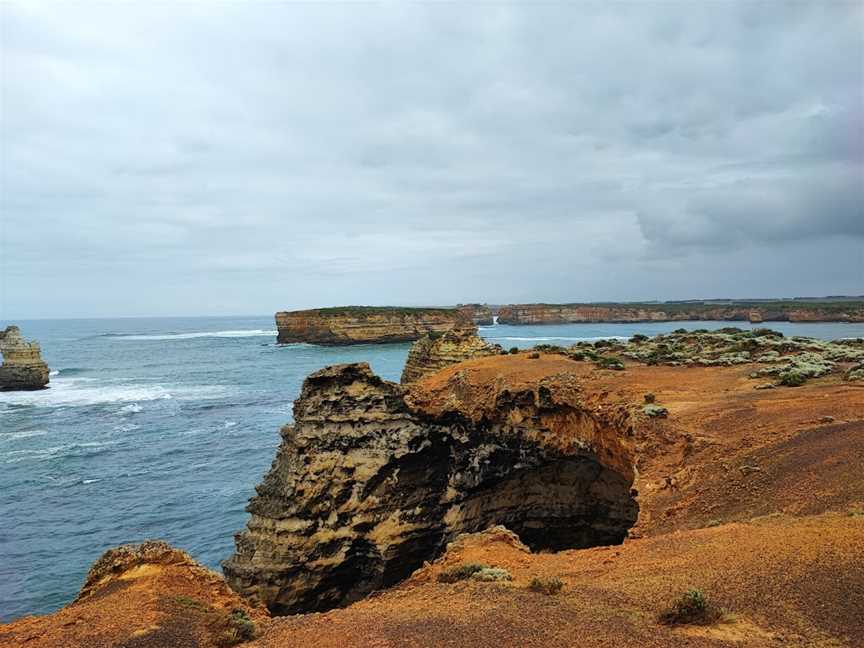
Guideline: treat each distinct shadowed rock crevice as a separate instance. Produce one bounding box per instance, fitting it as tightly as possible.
[223,362,638,615]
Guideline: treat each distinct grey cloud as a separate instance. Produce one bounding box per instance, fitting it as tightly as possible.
[0,2,862,318]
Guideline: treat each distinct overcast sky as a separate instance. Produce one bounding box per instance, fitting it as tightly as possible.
[1,2,862,318]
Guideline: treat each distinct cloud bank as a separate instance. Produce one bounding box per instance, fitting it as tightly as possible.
[1,2,862,317]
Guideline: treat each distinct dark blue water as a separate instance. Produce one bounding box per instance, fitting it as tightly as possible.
[2,315,862,621]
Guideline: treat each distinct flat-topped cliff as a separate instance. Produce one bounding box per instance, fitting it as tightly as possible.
[497,301,864,324]
[0,326,50,391]
[275,306,468,345]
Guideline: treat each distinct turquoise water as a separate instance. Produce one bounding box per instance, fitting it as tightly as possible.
[2,315,862,621]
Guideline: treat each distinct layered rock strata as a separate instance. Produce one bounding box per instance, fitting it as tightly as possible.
[497,302,864,324]
[223,361,637,615]
[456,304,494,325]
[0,326,49,390]
[400,325,501,383]
[275,307,468,345]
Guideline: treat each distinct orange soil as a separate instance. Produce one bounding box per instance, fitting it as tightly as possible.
[0,559,266,648]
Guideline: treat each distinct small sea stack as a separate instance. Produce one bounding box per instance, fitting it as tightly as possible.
[400,324,501,383]
[0,325,50,391]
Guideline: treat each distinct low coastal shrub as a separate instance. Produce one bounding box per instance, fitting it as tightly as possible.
[437,562,488,583]
[471,567,512,582]
[644,392,656,404]
[509,347,519,355]
[659,588,724,626]
[529,576,564,595]
[228,608,256,642]
[596,356,625,370]
[778,371,807,387]
[643,404,668,418]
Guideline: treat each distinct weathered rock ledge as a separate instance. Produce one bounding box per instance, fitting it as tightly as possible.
[400,324,501,383]
[223,361,638,615]
[275,306,468,345]
[0,326,49,391]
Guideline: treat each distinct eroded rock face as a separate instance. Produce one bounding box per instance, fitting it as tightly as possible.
[223,362,638,615]
[275,307,467,345]
[0,326,49,391]
[497,302,864,324]
[400,325,501,384]
[456,304,494,325]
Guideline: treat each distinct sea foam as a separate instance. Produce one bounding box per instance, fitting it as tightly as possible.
[105,329,277,341]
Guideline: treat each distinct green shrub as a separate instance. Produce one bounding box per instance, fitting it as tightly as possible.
[778,371,807,387]
[596,356,625,371]
[659,589,723,626]
[509,347,519,355]
[529,576,564,595]
[438,562,489,583]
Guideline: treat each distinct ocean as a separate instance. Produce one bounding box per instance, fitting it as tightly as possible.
[2,315,862,621]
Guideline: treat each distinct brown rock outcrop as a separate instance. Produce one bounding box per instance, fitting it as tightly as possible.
[497,302,864,324]
[275,306,468,345]
[400,324,501,383]
[223,361,638,615]
[0,540,267,648]
[0,326,49,391]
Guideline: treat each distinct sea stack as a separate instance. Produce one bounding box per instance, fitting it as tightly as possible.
[274,306,469,345]
[400,324,501,383]
[0,325,50,390]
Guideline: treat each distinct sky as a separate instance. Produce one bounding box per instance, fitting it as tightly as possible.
[1,2,862,319]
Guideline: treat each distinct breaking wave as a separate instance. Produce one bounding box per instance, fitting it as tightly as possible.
[101,329,277,341]
[0,379,232,408]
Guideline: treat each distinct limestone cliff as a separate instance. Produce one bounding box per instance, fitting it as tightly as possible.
[400,325,501,383]
[275,306,468,345]
[0,326,49,391]
[456,304,494,325]
[223,361,637,615]
[497,302,864,324]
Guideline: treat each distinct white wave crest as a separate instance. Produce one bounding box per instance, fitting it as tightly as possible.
[0,378,232,408]
[109,329,276,341]
[0,429,49,443]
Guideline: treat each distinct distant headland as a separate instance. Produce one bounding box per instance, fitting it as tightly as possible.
[275,298,864,345]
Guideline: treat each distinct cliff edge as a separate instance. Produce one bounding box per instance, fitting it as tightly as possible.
[223,361,638,615]
[497,301,864,324]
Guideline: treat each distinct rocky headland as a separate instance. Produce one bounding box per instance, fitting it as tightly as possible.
[497,301,864,324]
[456,304,494,325]
[0,326,50,391]
[275,306,468,345]
[400,324,501,383]
[222,359,638,614]
[4,327,863,648]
